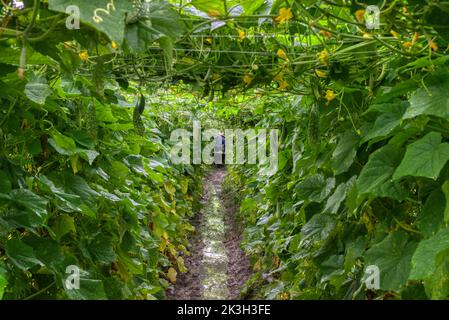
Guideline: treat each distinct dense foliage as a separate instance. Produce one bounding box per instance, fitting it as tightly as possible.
[2,0,449,300]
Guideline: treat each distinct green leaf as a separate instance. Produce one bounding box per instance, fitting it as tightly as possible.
[60,174,99,203]
[159,36,173,73]
[5,239,43,271]
[79,204,96,218]
[410,226,449,280]
[330,132,359,175]
[60,78,82,95]
[124,1,185,53]
[240,198,257,213]
[125,21,154,53]
[152,212,169,237]
[393,132,449,180]
[403,56,449,71]
[64,270,108,300]
[365,231,417,291]
[110,161,130,182]
[95,103,117,122]
[124,155,147,176]
[373,80,418,104]
[49,173,99,218]
[27,139,43,156]
[400,282,429,300]
[0,189,49,221]
[70,131,96,150]
[190,0,226,15]
[117,249,144,275]
[319,255,345,284]
[296,174,335,203]
[38,176,82,213]
[76,149,100,165]
[0,46,57,66]
[357,144,402,195]
[164,181,176,196]
[425,256,449,299]
[146,1,185,39]
[443,180,449,223]
[48,131,99,163]
[23,236,65,271]
[373,180,409,201]
[240,0,266,14]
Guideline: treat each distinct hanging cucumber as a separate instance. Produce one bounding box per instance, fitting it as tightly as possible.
[207,88,215,102]
[133,93,146,135]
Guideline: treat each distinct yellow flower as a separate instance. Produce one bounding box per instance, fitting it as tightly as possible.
[167,267,177,283]
[390,30,399,38]
[315,69,327,78]
[64,41,74,50]
[93,14,103,24]
[277,48,288,60]
[429,40,438,52]
[238,30,246,41]
[403,41,413,48]
[243,74,253,86]
[17,67,25,80]
[111,41,119,49]
[275,7,293,25]
[79,50,89,61]
[207,9,222,18]
[355,9,365,23]
[278,292,290,300]
[205,37,213,44]
[181,57,195,65]
[273,72,284,82]
[325,90,336,103]
[317,49,329,65]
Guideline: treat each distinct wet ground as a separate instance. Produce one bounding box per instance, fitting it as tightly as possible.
[167,168,252,300]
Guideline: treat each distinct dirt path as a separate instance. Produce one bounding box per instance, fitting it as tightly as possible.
[167,168,252,300]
